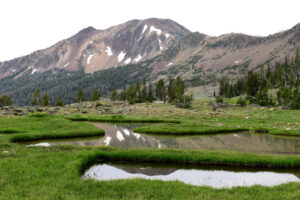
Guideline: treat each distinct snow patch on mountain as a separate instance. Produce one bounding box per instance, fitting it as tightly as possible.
[87,54,94,64]
[31,68,37,75]
[64,62,70,68]
[166,62,173,66]
[149,26,162,35]
[138,25,149,41]
[134,54,142,62]
[118,52,126,62]
[105,46,113,56]
[142,25,148,34]
[165,33,170,38]
[124,58,131,64]
[159,39,163,50]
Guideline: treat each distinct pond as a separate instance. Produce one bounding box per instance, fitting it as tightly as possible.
[82,162,300,188]
[26,123,300,155]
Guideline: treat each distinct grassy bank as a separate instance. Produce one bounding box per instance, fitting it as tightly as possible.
[0,102,300,199]
[134,125,248,135]
[10,129,104,142]
[66,114,180,123]
[133,124,300,136]
[1,145,299,200]
[120,100,300,136]
[79,148,300,173]
[0,115,105,142]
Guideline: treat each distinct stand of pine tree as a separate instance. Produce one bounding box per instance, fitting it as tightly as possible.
[219,48,300,109]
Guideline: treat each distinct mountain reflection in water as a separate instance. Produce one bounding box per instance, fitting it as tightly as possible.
[26,123,300,155]
[83,163,300,188]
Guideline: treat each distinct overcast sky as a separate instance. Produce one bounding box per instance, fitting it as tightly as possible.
[0,0,299,62]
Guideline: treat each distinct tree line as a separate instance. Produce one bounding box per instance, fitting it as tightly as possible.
[0,58,155,106]
[0,75,192,108]
[110,76,193,108]
[28,87,102,107]
[218,48,300,109]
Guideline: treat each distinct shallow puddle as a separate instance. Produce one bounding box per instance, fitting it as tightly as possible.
[82,162,300,188]
[25,123,300,155]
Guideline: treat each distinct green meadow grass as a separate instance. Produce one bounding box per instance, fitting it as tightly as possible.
[79,148,300,171]
[0,115,104,142]
[0,102,300,199]
[134,125,248,135]
[0,128,25,134]
[1,144,300,200]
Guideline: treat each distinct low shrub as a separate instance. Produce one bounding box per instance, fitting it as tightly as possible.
[215,96,223,103]
[237,96,247,106]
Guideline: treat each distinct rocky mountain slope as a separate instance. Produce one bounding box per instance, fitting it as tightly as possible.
[0,18,299,105]
[0,18,190,79]
[146,23,300,84]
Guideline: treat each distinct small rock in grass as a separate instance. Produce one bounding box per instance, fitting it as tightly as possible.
[3,151,9,154]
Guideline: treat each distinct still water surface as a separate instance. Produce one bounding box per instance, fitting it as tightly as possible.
[26,123,300,155]
[82,162,300,188]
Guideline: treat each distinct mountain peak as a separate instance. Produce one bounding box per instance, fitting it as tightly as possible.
[1,19,299,82]
[294,23,300,29]
[78,26,97,34]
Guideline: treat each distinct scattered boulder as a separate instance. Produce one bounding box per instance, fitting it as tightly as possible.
[217,102,228,107]
[13,109,23,113]
[210,103,222,112]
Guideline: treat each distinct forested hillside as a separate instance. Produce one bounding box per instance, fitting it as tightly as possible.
[219,48,300,108]
[0,59,154,105]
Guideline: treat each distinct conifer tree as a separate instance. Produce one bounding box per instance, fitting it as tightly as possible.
[31,89,40,105]
[136,82,141,101]
[42,94,49,106]
[156,79,166,101]
[0,95,12,107]
[121,85,127,101]
[56,98,64,106]
[168,76,176,102]
[246,70,259,97]
[175,76,185,99]
[141,78,147,101]
[89,88,101,101]
[77,90,84,103]
[111,89,118,101]
[147,81,154,102]
[126,85,137,104]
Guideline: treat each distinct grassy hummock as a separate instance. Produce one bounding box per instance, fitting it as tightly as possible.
[0,105,300,199]
[10,129,104,142]
[79,148,300,174]
[134,125,248,135]
[0,115,105,142]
